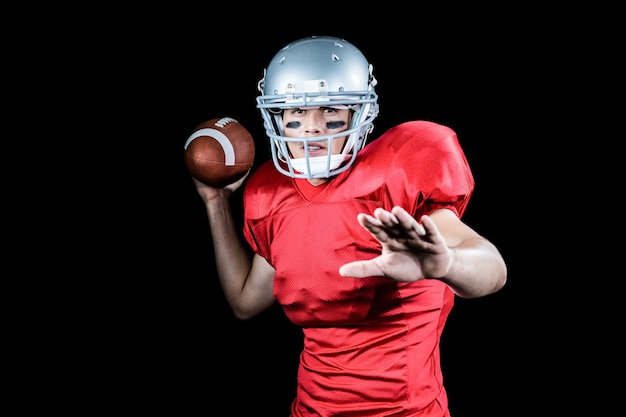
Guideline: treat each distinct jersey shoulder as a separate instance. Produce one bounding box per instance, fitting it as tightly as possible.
[356,120,475,211]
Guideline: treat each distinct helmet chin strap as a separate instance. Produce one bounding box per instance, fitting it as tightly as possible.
[288,154,351,177]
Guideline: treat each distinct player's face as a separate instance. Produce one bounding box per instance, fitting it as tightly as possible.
[282,107,350,159]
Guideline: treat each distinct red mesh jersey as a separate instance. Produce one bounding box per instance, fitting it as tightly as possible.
[243,121,474,416]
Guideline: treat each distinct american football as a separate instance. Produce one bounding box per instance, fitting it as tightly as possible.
[183,117,255,187]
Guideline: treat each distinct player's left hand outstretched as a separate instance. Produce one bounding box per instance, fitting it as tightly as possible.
[339,206,452,282]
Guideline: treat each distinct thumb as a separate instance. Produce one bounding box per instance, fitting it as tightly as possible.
[339,260,383,278]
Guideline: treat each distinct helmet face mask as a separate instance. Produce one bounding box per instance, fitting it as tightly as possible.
[257,36,379,179]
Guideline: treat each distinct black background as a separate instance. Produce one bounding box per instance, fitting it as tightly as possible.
[126,29,531,415]
[25,9,583,416]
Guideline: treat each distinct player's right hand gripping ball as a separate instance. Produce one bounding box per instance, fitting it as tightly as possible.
[184,117,255,187]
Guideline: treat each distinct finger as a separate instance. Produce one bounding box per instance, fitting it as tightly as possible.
[368,209,395,231]
[357,213,383,228]
[418,215,438,237]
[391,206,426,236]
[357,213,392,242]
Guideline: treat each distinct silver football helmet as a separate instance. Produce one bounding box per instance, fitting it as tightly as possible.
[256,36,379,179]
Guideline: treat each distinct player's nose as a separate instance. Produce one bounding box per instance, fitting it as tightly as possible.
[302,112,325,135]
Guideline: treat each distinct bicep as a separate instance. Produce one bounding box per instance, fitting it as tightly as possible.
[241,253,276,312]
[428,208,483,247]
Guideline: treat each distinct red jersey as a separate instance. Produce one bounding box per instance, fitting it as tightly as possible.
[242,121,475,416]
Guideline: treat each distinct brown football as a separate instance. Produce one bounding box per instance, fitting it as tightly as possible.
[183,117,255,187]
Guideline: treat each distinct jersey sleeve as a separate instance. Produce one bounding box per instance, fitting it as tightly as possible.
[360,120,475,218]
[240,160,298,264]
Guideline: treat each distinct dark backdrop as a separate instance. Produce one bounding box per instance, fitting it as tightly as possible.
[126,32,527,416]
[50,17,561,417]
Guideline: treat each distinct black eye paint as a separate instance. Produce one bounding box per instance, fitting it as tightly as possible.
[285,120,346,129]
[327,121,346,129]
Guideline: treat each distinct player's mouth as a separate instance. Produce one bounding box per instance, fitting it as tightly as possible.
[302,142,326,155]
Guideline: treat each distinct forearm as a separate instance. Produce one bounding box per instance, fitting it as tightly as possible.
[438,238,507,299]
